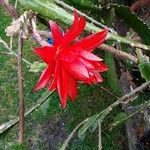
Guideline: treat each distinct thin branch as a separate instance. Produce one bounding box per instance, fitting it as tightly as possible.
[99,81,150,120]
[59,119,88,150]
[99,44,138,64]
[53,0,115,33]
[14,0,18,9]
[98,121,102,150]
[29,18,50,47]
[111,99,150,128]
[99,86,119,99]
[18,31,25,143]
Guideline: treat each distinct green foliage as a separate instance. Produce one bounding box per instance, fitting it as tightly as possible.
[136,49,150,81]
[113,4,150,45]
[111,112,127,127]
[30,61,46,73]
[104,7,120,96]
[40,98,50,116]
[105,52,121,96]
[19,0,73,26]
[10,144,26,150]
[78,114,99,138]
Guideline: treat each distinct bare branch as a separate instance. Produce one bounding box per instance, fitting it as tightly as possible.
[29,18,50,47]
[99,44,138,64]
[17,31,25,143]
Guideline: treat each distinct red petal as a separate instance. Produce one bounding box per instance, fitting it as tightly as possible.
[93,62,108,72]
[72,29,108,51]
[64,61,89,81]
[77,57,95,69]
[49,21,63,46]
[34,46,56,64]
[68,75,78,101]
[61,10,86,46]
[58,46,79,62]
[57,67,69,108]
[49,61,60,91]
[80,50,102,61]
[93,71,103,83]
[34,65,54,91]
[84,71,103,84]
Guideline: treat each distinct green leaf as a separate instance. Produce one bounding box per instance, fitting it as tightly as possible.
[105,52,121,96]
[19,0,74,26]
[136,49,150,81]
[29,61,46,73]
[113,4,150,45]
[78,114,99,138]
[111,112,127,127]
[40,98,50,116]
[104,8,121,96]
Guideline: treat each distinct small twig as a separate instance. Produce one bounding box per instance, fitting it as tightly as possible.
[98,121,102,150]
[100,44,138,64]
[30,18,50,47]
[99,86,119,99]
[14,0,18,9]
[59,119,88,150]
[18,31,25,143]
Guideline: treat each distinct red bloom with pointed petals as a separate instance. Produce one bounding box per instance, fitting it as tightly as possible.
[34,10,108,108]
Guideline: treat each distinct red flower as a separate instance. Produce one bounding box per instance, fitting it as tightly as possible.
[34,10,108,108]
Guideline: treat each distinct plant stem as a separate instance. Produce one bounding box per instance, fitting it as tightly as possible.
[59,119,87,150]
[100,44,137,63]
[18,32,25,143]
[30,18,50,47]
[98,121,102,150]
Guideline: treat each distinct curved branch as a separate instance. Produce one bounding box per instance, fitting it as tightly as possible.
[59,119,87,150]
